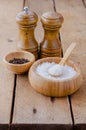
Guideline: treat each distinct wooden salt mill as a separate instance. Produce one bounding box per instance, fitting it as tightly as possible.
[16,7,38,59]
[40,12,64,58]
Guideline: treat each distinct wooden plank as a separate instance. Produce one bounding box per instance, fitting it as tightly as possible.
[55,0,86,52]
[0,0,23,128]
[0,65,14,123]
[0,125,9,130]
[12,74,72,129]
[11,124,72,130]
[71,54,86,129]
[54,0,86,129]
[71,54,86,130]
[12,0,72,129]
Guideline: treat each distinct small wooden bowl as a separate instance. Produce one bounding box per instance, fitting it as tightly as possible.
[29,57,82,97]
[3,51,35,74]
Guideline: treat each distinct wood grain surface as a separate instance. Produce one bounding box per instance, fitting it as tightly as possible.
[12,0,72,129]
[55,0,86,129]
[12,74,72,129]
[71,55,86,129]
[0,0,23,129]
[0,0,86,130]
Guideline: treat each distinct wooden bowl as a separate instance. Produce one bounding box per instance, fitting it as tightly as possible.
[3,51,35,74]
[29,57,82,97]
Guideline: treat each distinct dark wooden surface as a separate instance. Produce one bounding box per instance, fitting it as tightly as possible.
[0,0,86,130]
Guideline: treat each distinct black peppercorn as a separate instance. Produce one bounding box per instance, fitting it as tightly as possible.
[9,58,29,64]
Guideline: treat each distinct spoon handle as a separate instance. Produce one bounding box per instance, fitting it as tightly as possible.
[59,42,76,65]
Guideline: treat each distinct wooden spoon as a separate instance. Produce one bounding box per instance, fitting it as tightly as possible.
[48,42,76,77]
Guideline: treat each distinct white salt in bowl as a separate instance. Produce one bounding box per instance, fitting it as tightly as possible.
[29,57,82,97]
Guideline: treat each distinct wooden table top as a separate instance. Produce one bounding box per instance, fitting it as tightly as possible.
[0,0,86,130]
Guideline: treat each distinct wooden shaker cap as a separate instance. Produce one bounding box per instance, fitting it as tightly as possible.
[16,7,38,26]
[41,12,64,29]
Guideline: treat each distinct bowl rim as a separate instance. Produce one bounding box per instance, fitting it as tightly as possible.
[29,57,81,82]
[3,51,35,66]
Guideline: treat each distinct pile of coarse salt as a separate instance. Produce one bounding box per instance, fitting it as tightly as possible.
[36,62,77,81]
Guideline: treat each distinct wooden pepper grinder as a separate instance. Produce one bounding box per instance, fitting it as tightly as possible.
[16,7,38,59]
[40,12,64,58]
